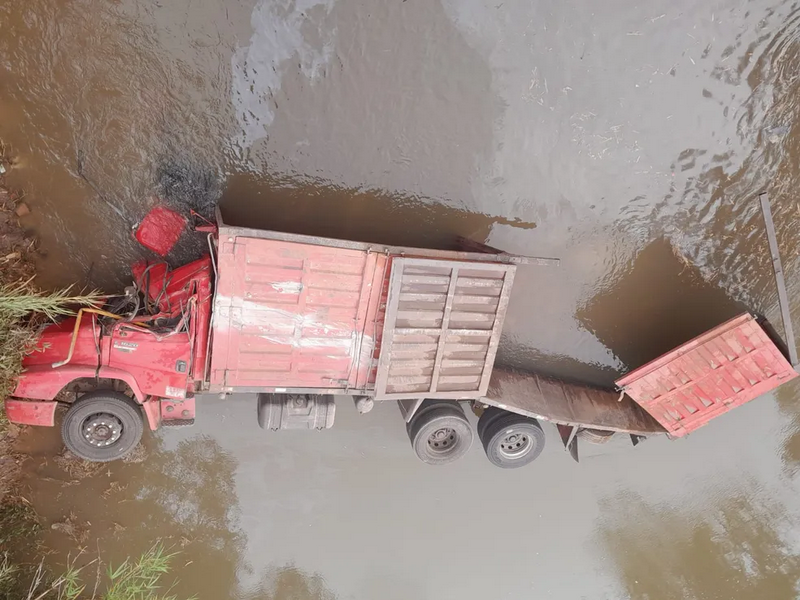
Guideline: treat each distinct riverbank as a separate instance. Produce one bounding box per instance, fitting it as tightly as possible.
[0,145,43,596]
[0,144,36,501]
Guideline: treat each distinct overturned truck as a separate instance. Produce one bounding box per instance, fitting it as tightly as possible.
[6,198,798,466]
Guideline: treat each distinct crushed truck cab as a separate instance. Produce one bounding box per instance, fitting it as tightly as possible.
[9,255,212,447]
[6,199,798,467]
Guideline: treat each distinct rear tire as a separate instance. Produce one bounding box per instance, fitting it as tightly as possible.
[477,407,506,441]
[406,400,459,433]
[407,402,473,465]
[480,412,545,469]
[61,391,144,462]
[577,428,615,444]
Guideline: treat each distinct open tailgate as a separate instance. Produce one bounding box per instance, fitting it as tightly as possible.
[616,313,798,437]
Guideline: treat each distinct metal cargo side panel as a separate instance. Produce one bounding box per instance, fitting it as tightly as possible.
[210,236,386,392]
[374,258,515,400]
[616,313,798,437]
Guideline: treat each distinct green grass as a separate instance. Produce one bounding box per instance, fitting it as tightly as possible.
[0,281,99,321]
[0,279,101,402]
[0,497,39,550]
[0,543,190,600]
[104,545,183,600]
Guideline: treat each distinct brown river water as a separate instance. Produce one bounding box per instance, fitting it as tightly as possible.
[3,0,800,598]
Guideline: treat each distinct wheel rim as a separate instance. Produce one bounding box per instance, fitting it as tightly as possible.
[427,427,458,454]
[82,413,123,448]
[498,428,533,459]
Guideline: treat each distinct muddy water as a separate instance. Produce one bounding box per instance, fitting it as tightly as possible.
[3,0,800,597]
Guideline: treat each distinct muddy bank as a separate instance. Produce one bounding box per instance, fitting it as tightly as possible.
[0,153,34,287]
[0,147,44,600]
[0,146,35,504]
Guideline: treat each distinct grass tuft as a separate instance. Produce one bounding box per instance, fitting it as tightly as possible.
[0,277,101,402]
[0,280,100,321]
[104,544,183,600]
[0,543,189,600]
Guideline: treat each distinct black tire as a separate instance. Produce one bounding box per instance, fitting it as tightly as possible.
[61,391,144,462]
[577,428,615,444]
[481,413,545,469]
[405,400,461,433]
[407,404,473,465]
[477,407,507,441]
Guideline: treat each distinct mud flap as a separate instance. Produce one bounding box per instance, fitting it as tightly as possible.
[161,397,196,427]
[5,399,57,427]
[557,424,579,462]
[141,397,196,430]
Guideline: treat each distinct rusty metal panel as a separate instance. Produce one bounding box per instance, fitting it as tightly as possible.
[374,258,515,400]
[209,236,383,392]
[485,368,665,435]
[616,313,798,437]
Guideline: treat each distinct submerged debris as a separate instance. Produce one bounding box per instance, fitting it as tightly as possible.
[764,124,790,144]
[156,156,222,219]
[50,511,89,544]
[121,443,147,464]
[53,449,105,480]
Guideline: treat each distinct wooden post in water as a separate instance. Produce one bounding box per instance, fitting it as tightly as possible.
[759,192,798,367]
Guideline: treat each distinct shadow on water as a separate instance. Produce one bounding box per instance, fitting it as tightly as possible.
[17,426,357,600]
[596,489,800,600]
[220,171,535,251]
[577,238,747,370]
[773,381,800,473]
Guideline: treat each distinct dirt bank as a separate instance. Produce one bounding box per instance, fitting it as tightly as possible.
[0,146,43,594]
[0,146,34,505]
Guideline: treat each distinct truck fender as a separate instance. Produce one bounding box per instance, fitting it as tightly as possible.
[13,365,146,404]
[95,367,146,402]
[14,365,101,401]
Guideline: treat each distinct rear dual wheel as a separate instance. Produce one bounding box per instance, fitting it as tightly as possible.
[478,408,545,469]
[407,401,473,465]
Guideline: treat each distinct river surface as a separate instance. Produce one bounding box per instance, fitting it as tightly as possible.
[2,0,800,598]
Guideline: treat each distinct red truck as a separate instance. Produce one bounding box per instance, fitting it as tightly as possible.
[6,198,798,466]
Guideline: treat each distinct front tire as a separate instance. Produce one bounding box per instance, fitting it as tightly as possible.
[61,391,144,462]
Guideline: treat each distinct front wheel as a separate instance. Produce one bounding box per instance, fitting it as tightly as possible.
[480,412,545,469]
[61,391,144,462]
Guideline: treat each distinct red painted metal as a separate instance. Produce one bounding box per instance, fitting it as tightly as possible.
[141,398,161,430]
[134,205,186,256]
[131,257,213,381]
[10,256,213,430]
[5,399,57,426]
[14,365,100,401]
[20,315,100,369]
[210,236,386,391]
[160,397,195,421]
[108,328,191,399]
[616,313,798,437]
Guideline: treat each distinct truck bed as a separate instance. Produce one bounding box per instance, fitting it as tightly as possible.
[208,211,523,397]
